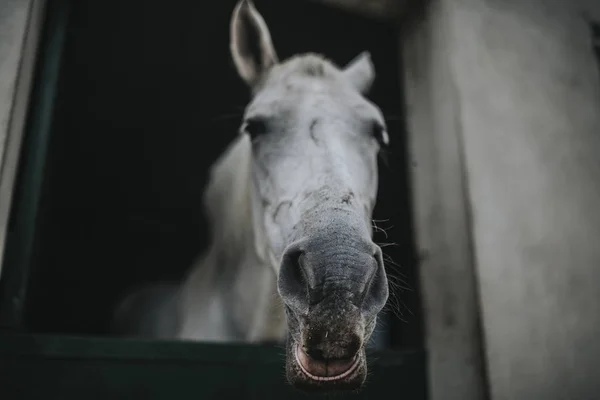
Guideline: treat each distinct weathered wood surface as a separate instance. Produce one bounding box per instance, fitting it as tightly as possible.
[403,0,600,399]
[0,0,45,277]
[0,334,428,400]
[401,1,488,399]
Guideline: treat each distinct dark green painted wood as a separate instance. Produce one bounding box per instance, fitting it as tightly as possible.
[0,335,426,400]
[0,334,428,399]
[0,0,70,329]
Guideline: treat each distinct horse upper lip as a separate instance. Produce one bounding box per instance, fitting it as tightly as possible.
[294,344,360,381]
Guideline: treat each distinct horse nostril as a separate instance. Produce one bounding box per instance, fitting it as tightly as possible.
[278,244,311,308]
[360,246,389,315]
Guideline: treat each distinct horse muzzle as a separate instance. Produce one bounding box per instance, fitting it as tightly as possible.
[283,299,369,391]
[276,234,388,392]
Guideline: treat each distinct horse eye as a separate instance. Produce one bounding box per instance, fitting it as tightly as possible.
[243,117,268,140]
[372,122,389,147]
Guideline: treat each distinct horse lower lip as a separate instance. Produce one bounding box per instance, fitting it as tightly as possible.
[294,345,360,381]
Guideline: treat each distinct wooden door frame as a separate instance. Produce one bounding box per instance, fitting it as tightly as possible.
[0,0,47,282]
[398,2,489,399]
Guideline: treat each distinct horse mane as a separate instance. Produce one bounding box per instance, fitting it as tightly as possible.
[201,134,275,270]
[172,134,283,341]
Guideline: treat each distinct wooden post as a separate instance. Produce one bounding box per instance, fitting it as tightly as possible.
[400,1,488,399]
[403,0,600,398]
[0,0,46,282]
[0,0,70,330]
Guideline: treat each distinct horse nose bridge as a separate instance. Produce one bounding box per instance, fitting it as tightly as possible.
[303,237,379,298]
[277,208,382,303]
[277,234,380,306]
[302,237,389,317]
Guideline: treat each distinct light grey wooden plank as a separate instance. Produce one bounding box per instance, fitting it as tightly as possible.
[400,1,488,399]
[445,0,600,398]
[0,0,46,278]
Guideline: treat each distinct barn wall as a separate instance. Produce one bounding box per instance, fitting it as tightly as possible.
[0,0,45,278]
[403,0,600,399]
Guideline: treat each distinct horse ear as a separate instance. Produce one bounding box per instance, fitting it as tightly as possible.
[230,0,279,87]
[341,51,375,94]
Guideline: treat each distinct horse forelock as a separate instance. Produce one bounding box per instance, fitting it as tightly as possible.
[254,53,344,91]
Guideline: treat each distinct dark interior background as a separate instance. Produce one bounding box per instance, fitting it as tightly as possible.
[21,0,423,349]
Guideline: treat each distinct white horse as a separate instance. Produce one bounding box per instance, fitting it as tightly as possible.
[113,0,391,391]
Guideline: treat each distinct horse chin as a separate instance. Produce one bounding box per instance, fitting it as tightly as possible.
[284,336,368,392]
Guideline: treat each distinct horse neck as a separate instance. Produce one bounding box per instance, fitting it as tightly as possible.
[203,135,273,265]
[179,135,284,341]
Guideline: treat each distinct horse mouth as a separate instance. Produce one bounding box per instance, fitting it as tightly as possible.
[286,341,367,391]
[294,344,361,382]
